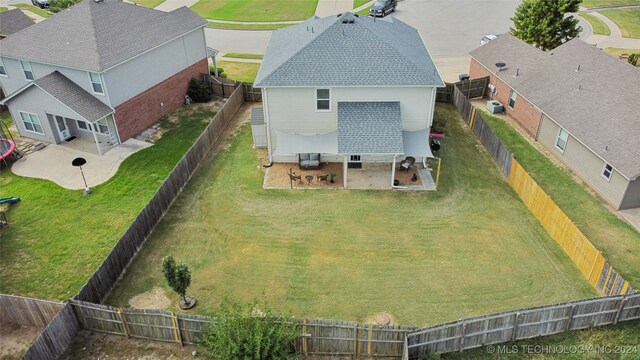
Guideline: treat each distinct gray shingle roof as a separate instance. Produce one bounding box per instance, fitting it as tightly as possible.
[0,0,206,72]
[470,34,640,179]
[255,13,443,87]
[338,101,403,154]
[0,8,35,37]
[31,71,113,121]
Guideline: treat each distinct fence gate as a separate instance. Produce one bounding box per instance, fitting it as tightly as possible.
[242,83,262,102]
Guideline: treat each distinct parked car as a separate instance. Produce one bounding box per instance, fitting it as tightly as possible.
[480,34,499,46]
[31,0,49,8]
[369,0,397,17]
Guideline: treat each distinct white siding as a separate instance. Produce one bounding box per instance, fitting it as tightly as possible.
[103,29,206,106]
[538,115,630,209]
[6,86,72,143]
[0,57,109,104]
[265,86,436,160]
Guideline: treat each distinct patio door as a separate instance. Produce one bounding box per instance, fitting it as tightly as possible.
[54,115,70,141]
[348,154,362,169]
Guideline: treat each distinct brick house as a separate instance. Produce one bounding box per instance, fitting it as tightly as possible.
[469,34,640,210]
[0,0,209,155]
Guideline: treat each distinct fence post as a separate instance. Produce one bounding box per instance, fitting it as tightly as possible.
[469,107,477,130]
[511,312,520,341]
[367,322,373,355]
[459,321,466,353]
[357,323,362,354]
[171,312,183,346]
[302,319,308,355]
[118,308,130,338]
[402,335,409,360]
[353,323,358,356]
[613,297,627,325]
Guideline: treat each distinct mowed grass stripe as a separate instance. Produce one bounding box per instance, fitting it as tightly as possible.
[106,105,595,326]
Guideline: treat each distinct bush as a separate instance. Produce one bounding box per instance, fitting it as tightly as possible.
[197,297,300,360]
[187,77,213,103]
[628,53,639,67]
[49,0,80,12]
[431,112,446,133]
[161,255,191,304]
[209,65,225,76]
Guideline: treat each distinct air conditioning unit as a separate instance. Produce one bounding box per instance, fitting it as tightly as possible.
[487,100,503,114]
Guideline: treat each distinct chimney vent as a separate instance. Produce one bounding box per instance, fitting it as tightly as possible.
[576,64,581,72]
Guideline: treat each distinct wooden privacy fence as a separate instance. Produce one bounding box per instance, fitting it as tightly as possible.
[69,299,415,357]
[76,86,245,304]
[22,302,79,360]
[242,83,262,102]
[508,160,633,296]
[407,293,640,357]
[0,294,64,327]
[450,83,634,297]
[435,77,488,103]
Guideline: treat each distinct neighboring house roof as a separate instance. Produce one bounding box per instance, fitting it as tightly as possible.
[255,13,443,87]
[338,102,403,154]
[0,0,207,72]
[0,8,35,37]
[2,71,114,122]
[470,34,640,179]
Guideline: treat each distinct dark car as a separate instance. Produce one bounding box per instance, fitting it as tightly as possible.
[32,0,49,8]
[369,0,396,17]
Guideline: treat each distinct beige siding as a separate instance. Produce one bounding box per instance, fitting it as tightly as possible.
[538,115,630,209]
[265,86,435,159]
[620,178,640,209]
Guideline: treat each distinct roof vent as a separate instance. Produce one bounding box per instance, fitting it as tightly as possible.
[354,14,359,17]
[337,13,342,17]
[342,19,349,24]
[514,68,519,77]
[94,0,104,3]
[576,64,581,72]
[348,19,355,24]
[495,62,507,72]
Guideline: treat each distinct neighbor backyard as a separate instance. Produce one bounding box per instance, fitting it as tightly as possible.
[191,0,318,22]
[106,104,596,326]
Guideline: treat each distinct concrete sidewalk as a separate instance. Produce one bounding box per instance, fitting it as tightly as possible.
[153,0,199,12]
[580,10,640,49]
[315,0,354,17]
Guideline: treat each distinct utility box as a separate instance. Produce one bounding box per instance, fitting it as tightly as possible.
[251,107,267,148]
[486,100,504,114]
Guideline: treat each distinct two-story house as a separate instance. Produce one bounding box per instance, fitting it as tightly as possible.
[0,0,209,155]
[253,13,444,188]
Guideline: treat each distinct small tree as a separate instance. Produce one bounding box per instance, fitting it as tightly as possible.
[510,0,582,51]
[197,297,299,360]
[161,255,193,308]
[187,77,213,103]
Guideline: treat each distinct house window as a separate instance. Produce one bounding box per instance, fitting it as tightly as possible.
[92,118,109,134]
[0,58,6,76]
[89,72,104,94]
[77,119,90,131]
[19,111,44,134]
[20,60,34,81]
[508,89,517,108]
[602,163,613,181]
[315,88,331,111]
[555,128,569,152]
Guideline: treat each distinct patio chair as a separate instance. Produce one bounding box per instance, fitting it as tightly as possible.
[288,172,302,183]
[317,173,329,182]
[400,156,415,171]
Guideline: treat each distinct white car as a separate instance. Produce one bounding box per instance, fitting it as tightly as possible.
[480,34,499,46]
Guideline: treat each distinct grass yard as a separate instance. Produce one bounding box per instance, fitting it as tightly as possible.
[106,104,595,326]
[217,60,260,83]
[601,8,640,38]
[207,21,293,29]
[131,0,165,8]
[478,111,640,289]
[440,319,640,359]
[0,105,218,301]
[12,4,51,17]
[578,12,611,35]
[581,0,640,7]
[604,47,640,58]
[0,7,8,12]
[354,0,370,8]
[223,53,264,60]
[192,0,318,22]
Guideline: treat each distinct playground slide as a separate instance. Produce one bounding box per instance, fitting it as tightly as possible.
[0,196,21,205]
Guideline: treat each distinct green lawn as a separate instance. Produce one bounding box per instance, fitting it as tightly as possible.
[601,8,640,38]
[106,105,595,326]
[223,53,264,60]
[192,0,319,22]
[132,0,165,8]
[357,6,370,16]
[217,60,260,83]
[207,21,293,30]
[478,111,640,289]
[354,0,371,8]
[0,7,9,12]
[439,319,640,359]
[12,4,51,17]
[0,106,217,301]
[581,0,640,8]
[578,12,611,35]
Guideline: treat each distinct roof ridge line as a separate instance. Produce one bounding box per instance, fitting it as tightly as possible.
[257,15,347,86]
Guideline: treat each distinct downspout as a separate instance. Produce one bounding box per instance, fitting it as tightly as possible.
[263,88,273,163]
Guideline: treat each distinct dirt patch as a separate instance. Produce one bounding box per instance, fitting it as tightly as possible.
[0,322,43,360]
[364,312,397,326]
[128,287,171,309]
[264,162,344,189]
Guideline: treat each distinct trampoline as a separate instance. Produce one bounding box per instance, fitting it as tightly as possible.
[0,138,17,162]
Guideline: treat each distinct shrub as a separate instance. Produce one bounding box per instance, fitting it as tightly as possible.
[197,297,300,360]
[628,53,639,67]
[187,77,213,103]
[209,65,225,76]
[431,111,446,133]
[161,255,191,304]
[49,0,80,12]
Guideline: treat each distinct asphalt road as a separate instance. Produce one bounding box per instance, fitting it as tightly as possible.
[207,0,522,57]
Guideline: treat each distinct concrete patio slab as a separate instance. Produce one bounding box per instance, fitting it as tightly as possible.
[11,139,152,190]
[619,208,640,233]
